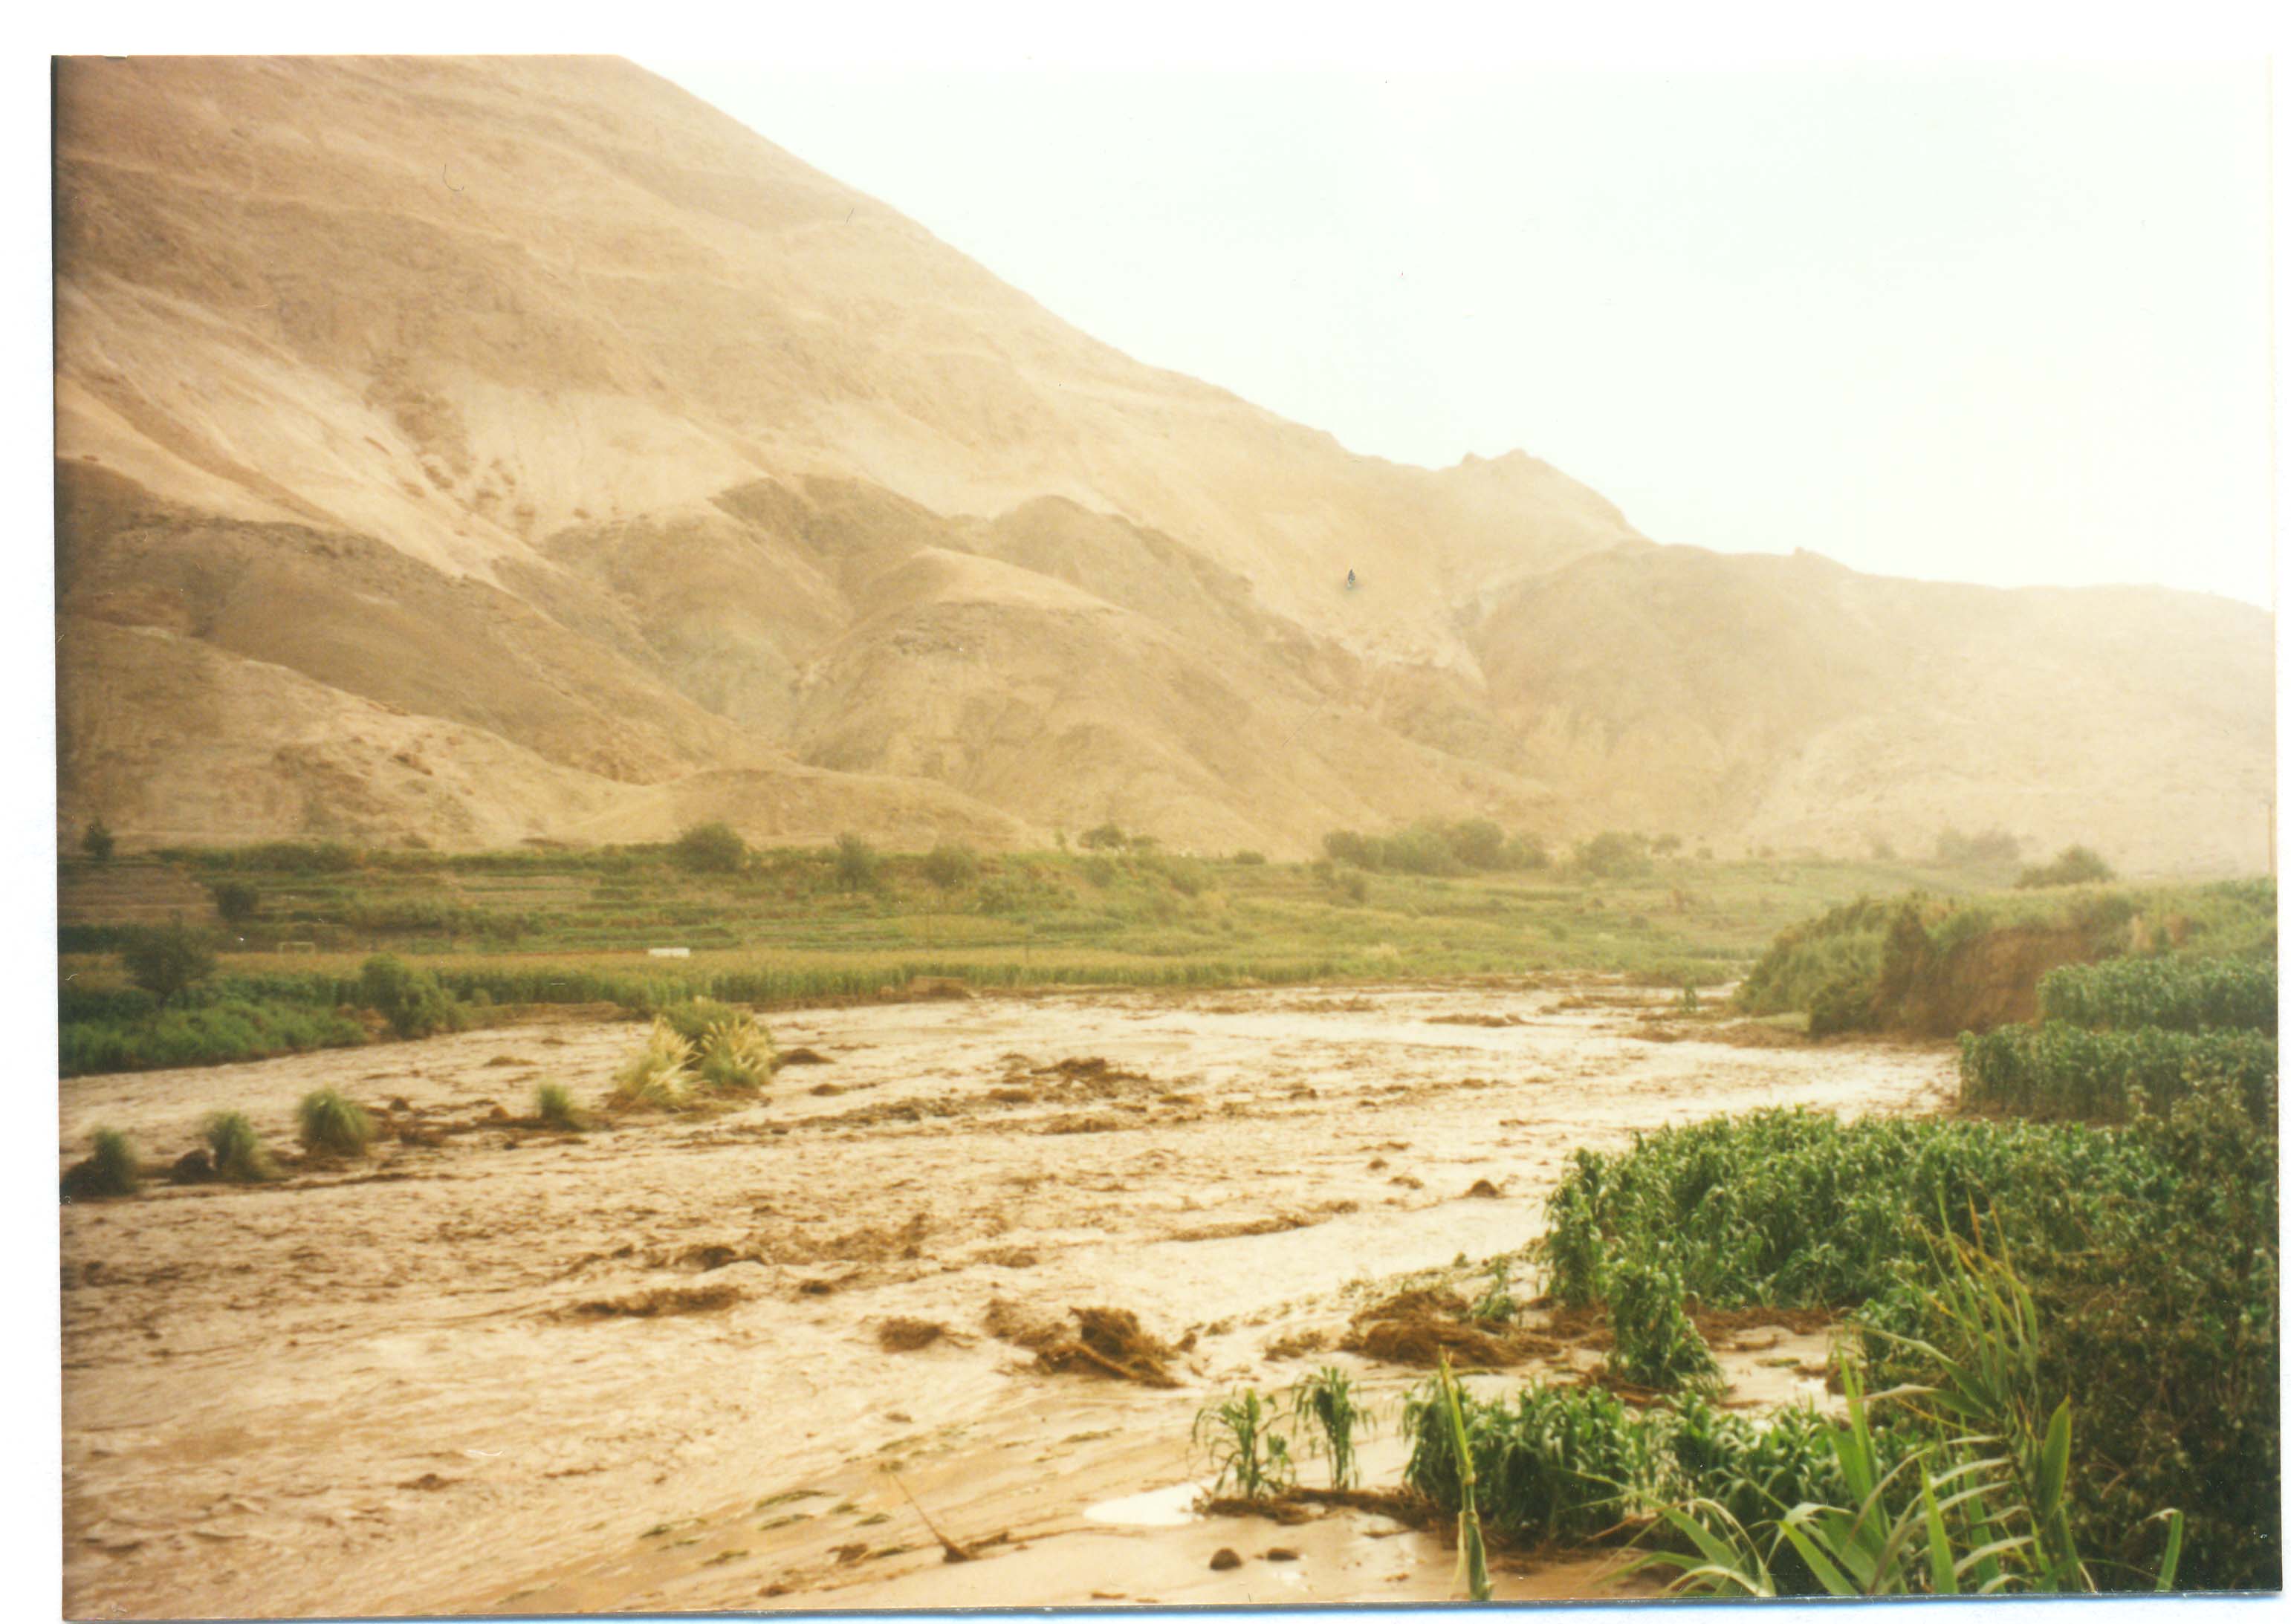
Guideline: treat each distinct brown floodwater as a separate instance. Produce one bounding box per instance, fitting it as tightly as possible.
[59,980,1954,1617]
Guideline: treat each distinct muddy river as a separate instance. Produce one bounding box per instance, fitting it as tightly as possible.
[59,980,1954,1617]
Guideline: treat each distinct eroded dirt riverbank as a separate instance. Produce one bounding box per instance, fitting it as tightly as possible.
[60,981,1954,1617]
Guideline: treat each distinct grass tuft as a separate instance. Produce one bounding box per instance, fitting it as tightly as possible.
[610,1019,696,1109]
[203,1110,279,1182]
[535,1080,586,1131]
[296,1087,374,1158]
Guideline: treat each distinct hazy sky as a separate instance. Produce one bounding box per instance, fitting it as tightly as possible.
[647,60,2273,608]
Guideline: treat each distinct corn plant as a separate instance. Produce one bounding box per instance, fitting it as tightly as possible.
[1285,1367,1371,1489]
[1959,1023,2275,1122]
[1606,1253,1720,1392]
[1434,1354,1494,1600]
[1468,1258,1524,1325]
[1190,1388,1294,1501]
[2040,955,2275,1033]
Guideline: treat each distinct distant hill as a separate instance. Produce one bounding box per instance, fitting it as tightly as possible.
[52,56,2274,873]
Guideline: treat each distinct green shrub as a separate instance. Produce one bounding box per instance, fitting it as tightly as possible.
[2017,845,2116,889]
[672,821,748,874]
[80,817,115,863]
[296,1088,373,1158]
[1079,822,1129,851]
[357,954,464,1039]
[1575,831,1653,880]
[920,843,980,890]
[535,1081,584,1131]
[1230,849,1268,865]
[203,1111,279,1181]
[208,880,262,925]
[60,999,366,1076]
[62,1128,141,1199]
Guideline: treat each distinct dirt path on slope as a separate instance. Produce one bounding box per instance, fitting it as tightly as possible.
[59,981,1953,1617]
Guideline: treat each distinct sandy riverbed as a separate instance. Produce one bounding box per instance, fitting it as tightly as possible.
[59,980,1954,1617]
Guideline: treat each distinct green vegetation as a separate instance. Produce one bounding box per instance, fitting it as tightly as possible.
[2040,954,2277,1033]
[611,1019,697,1110]
[61,998,368,1076]
[832,834,880,893]
[1430,1355,1494,1600]
[81,817,115,863]
[1734,878,2274,1037]
[920,843,980,891]
[1323,819,1548,876]
[357,953,466,1039]
[1526,1072,2278,1589]
[1190,1388,1295,1500]
[60,840,2003,1075]
[1960,1023,2275,1121]
[296,1088,374,1159]
[1406,1377,1838,1550]
[1604,1256,1720,1392]
[202,1111,279,1182]
[62,1128,142,1199]
[209,880,261,926]
[671,821,748,874]
[534,1081,584,1131]
[2017,845,2115,889]
[1285,1367,1370,1490]
[122,920,216,1007]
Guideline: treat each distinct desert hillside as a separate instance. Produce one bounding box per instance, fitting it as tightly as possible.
[52,55,2274,872]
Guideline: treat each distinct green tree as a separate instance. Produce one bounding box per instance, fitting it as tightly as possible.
[1079,822,1128,851]
[833,833,880,892]
[2016,845,2115,890]
[121,920,215,1007]
[671,821,748,874]
[80,817,115,863]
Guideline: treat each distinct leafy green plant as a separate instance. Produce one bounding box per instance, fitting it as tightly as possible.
[1190,1388,1294,1500]
[1607,1253,1721,1391]
[296,1088,373,1158]
[1285,1367,1371,1489]
[921,843,980,891]
[1469,1258,1524,1325]
[203,1110,279,1181]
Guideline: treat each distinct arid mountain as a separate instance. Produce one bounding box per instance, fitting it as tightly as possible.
[53,56,2274,873]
